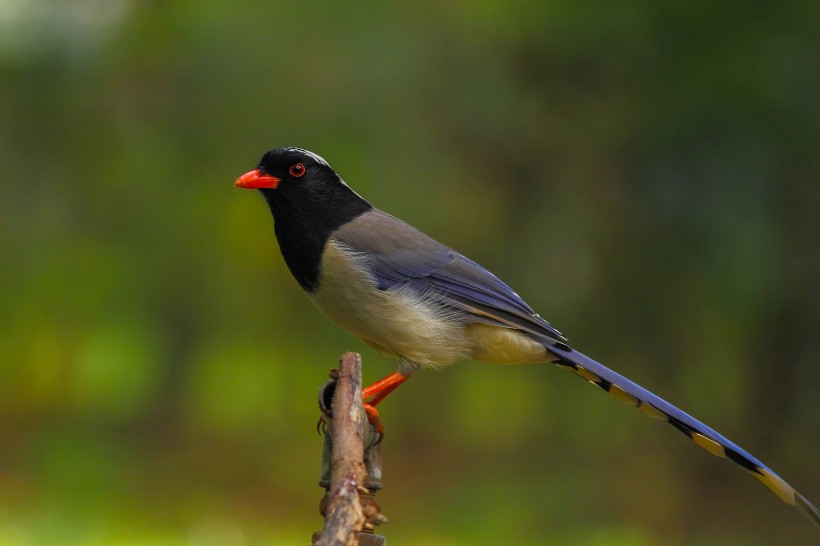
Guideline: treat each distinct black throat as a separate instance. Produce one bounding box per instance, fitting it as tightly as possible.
[260,182,372,292]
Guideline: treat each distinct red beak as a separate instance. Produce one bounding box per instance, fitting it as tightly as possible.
[235,169,281,189]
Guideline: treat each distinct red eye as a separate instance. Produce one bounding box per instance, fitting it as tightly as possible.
[289,163,306,177]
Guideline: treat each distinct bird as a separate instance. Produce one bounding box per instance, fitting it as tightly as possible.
[234,146,819,528]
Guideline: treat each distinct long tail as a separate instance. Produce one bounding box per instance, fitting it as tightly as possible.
[547,343,820,528]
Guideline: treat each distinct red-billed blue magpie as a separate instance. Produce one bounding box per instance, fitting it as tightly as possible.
[235,146,819,527]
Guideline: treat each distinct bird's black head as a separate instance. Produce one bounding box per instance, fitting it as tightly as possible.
[236,147,350,196]
[234,147,372,292]
[236,146,372,217]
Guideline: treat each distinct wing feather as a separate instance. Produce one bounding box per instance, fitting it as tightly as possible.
[331,210,565,343]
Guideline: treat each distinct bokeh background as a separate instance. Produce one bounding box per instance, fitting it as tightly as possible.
[1,2,819,545]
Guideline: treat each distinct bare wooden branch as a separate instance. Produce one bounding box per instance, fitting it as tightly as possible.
[317,477,364,546]
[314,353,386,546]
[330,353,368,497]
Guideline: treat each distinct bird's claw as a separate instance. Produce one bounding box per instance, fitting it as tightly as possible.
[364,402,384,444]
[317,401,383,442]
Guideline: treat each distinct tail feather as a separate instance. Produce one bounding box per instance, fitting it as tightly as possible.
[547,344,820,528]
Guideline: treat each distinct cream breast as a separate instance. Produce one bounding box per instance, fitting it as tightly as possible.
[309,239,470,368]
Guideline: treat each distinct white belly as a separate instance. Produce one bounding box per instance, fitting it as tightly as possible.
[464,323,549,363]
[309,240,470,368]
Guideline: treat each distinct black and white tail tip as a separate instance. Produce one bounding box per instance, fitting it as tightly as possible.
[548,344,820,528]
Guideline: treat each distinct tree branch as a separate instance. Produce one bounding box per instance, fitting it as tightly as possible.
[313,353,386,546]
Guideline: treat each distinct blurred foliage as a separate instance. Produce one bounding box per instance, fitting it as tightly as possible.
[1,1,819,544]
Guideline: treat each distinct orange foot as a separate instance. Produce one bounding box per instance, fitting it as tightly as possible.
[364,403,384,439]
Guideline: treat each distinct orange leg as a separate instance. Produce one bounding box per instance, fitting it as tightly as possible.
[361,372,410,435]
[362,372,409,406]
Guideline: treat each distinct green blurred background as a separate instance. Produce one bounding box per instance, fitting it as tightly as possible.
[1,1,818,545]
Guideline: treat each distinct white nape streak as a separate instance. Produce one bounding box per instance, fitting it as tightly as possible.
[310,240,551,372]
[284,147,366,201]
[336,176,367,202]
[284,147,330,167]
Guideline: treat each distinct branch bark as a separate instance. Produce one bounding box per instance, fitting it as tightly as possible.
[314,353,386,546]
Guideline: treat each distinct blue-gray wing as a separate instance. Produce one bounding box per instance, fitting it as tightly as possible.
[330,209,566,344]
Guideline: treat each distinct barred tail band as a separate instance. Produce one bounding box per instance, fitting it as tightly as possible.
[547,344,820,528]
